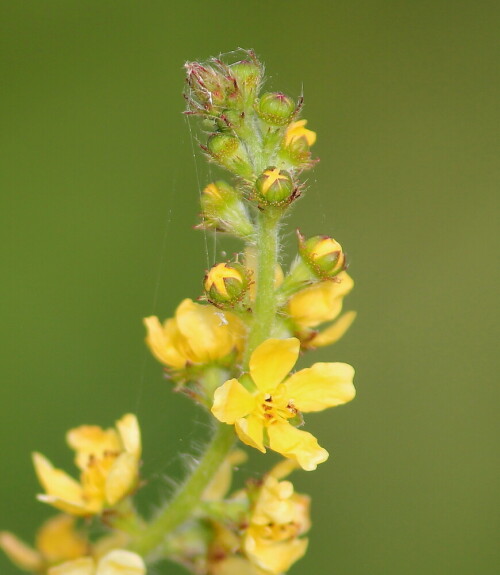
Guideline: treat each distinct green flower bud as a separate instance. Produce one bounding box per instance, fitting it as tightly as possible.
[230,60,262,93]
[204,262,250,306]
[206,134,252,177]
[255,167,295,205]
[199,181,254,238]
[299,232,347,278]
[207,134,240,158]
[184,62,230,113]
[257,92,296,126]
[216,109,244,132]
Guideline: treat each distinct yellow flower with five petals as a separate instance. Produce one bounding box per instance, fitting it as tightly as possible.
[33,414,141,516]
[211,338,355,470]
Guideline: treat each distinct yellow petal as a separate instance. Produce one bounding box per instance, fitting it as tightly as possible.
[80,459,107,505]
[251,477,296,526]
[48,557,95,575]
[143,316,186,368]
[116,414,141,459]
[267,423,328,471]
[235,415,265,453]
[95,549,146,575]
[249,338,300,392]
[176,299,243,363]
[66,426,121,471]
[37,495,97,516]
[105,452,138,506]
[36,515,88,563]
[310,311,357,348]
[0,531,43,571]
[285,119,317,147]
[284,362,355,412]
[288,272,354,328]
[212,379,256,424]
[244,532,308,575]
[33,453,87,508]
[268,458,300,480]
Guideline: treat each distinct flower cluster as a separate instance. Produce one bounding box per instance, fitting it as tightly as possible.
[203,457,310,575]
[2,50,357,575]
[33,414,141,516]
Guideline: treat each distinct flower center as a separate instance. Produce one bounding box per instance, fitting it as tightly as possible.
[256,386,298,425]
[259,521,300,543]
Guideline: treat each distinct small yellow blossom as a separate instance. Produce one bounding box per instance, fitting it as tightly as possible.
[285,119,316,147]
[144,299,245,369]
[47,549,145,575]
[33,414,141,516]
[287,271,356,348]
[243,472,310,575]
[0,514,88,572]
[212,338,355,470]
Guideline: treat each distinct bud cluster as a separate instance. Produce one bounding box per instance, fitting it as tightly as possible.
[184,49,316,236]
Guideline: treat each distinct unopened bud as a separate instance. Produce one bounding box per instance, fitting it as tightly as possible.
[204,262,249,305]
[299,233,346,278]
[216,109,244,132]
[207,134,240,158]
[230,60,262,93]
[206,134,252,176]
[257,92,296,126]
[200,181,254,238]
[255,167,295,205]
[184,62,230,113]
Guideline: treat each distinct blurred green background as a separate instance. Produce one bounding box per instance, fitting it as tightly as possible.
[1,1,499,573]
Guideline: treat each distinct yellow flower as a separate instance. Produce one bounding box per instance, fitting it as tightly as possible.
[144,299,245,369]
[243,472,310,574]
[0,515,87,573]
[33,414,141,516]
[212,338,355,470]
[287,271,356,348]
[47,549,145,575]
[284,119,316,147]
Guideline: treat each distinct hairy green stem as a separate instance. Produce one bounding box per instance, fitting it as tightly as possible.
[129,422,235,559]
[244,209,281,365]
